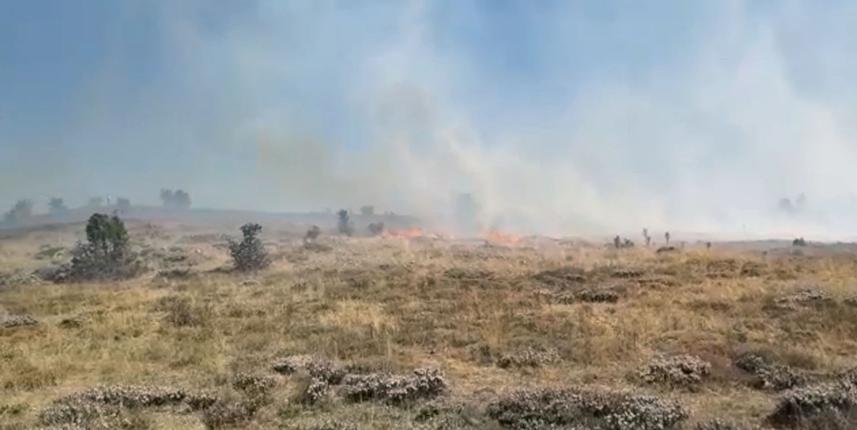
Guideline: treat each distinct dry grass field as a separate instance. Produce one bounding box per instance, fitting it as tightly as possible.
[3,219,857,429]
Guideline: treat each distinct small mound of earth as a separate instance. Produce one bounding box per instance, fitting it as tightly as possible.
[638,354,711,389]
[487,386,687,430]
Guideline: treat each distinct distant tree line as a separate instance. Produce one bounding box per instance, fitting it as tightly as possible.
[160,189,192,209]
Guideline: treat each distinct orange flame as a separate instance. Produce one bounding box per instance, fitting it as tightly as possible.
[482,229,522,246]
[384,227,426,239]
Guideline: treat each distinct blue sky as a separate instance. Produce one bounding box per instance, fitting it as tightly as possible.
[2,1,857,236]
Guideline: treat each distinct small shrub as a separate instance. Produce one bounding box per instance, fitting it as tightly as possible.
[157,296,209,327]
[304,225,321,243]
[201,399,259,429]
[228,223,270,272]
[368,222,385,236]
[496,347,560,369]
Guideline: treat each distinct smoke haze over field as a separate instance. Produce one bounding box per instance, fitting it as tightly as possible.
[3,1,857,238]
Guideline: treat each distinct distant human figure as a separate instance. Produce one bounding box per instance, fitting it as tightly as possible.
[665,231,671,245]
[613,235,621,249]
[643,228,651,247]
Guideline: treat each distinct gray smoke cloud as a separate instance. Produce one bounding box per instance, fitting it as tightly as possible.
[3,1,857,239]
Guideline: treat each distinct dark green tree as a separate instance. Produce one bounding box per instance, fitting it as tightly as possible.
[65,213,141,281]
[228,223,270,272]
[337,209,353,236]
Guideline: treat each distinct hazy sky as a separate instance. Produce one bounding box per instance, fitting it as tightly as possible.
[2,1,857,236]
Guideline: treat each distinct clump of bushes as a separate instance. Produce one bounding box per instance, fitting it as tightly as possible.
[228,223,270,272]
[340,368,447,404]
[487,387,687,430]
[57,213,142,282]
[232,373,277,396]
[272,356,445,407]
[39,385,216,428]
[637,354,711,388]
[734,352,807,391]
[768,379,857,428]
